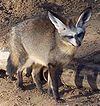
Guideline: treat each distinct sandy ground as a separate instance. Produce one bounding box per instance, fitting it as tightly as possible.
[0,75,100,106]
[0,14,100,106]
[0,1,100,106]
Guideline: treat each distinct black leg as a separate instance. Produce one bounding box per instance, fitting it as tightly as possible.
[48,65,60,101]
[34,73,44,93]
[26,66,32,77]
[17,58,34,90]
[6,55,17,81]
[48,87,53,97]
[32,64,44,94]
[17,70,23,89]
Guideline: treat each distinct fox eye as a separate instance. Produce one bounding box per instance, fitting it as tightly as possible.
[67,36,74,39]
[63,28,66,30]
[63,35,74,39]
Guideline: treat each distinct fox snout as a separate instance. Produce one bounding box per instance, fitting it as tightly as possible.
[67,36,82,47]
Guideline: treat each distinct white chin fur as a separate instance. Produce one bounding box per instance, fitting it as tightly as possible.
[69,38,78,47]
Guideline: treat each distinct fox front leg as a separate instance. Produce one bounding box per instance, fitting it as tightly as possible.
[48,64,64,102]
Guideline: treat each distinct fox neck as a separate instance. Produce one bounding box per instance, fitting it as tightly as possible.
[53,32,77,65]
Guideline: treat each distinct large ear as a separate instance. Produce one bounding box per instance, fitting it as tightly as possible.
[76,7,92,27]
[48,11,67,33]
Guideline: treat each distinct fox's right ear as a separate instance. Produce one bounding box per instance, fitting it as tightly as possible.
[48,11,67,33]
[76,7,92,28]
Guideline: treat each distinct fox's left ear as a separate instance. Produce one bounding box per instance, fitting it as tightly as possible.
[76,7,92,27]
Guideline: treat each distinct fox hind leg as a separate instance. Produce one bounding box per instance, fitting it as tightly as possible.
[6,55,17,80]
[17,58,34,89]
[32,64,45,93]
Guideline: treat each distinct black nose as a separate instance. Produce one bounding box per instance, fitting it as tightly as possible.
[76,40,81,47]
[78,42,81,47]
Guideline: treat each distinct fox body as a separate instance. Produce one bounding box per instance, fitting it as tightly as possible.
[7,7,92,102]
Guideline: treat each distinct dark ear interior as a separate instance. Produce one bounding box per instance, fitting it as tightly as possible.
[48,11,62,22]
[81,7,92,23]
[76,7,92,27]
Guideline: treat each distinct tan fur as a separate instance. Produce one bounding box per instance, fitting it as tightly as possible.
[7,7,91,101]
[9,17,76,67]
[8,15,77,93]
[7,18,77,81]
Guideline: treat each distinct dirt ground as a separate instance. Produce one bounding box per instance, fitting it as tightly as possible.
[0,0,100,106]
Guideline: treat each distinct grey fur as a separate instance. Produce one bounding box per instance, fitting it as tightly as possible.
[6,7,92,102]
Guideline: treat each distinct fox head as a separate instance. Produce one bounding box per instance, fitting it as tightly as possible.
[48,7,92,47]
